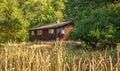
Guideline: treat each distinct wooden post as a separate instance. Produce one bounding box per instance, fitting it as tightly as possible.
[56,28,59,41]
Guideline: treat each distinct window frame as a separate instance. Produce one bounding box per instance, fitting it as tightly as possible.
[49,29,54,34]
[61,28,66,34]
[31,31,34,36]
[38,30,42,35]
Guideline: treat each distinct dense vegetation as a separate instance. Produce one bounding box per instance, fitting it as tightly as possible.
[65,0,120,48]
[0,1,120,71]
[0,0,67,42]
[0,0,120,49]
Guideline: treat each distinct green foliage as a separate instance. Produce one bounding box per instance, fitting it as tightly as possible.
[73,7,118,48]
[108,48,117,57]
[0,0,67,42]
[0,0,25,42]
[0,0,120,45]
[67,1,120,49]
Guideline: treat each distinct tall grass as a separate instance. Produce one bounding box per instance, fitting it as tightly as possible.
[0,41,120,71]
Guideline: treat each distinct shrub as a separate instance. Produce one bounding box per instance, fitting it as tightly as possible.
[71,4,120,49]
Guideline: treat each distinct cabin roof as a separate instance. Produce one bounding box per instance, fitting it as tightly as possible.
[30,21,74,30]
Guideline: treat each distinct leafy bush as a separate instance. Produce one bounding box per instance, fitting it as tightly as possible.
[71,4,120,49]
[108,49,117,57]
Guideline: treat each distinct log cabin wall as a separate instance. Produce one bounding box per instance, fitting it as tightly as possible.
[29,25,74,41]
[29,21,74,41]
[30,28,57,41]
[57,24,74,40]
[29,30,37,41]
[36,28,57,41]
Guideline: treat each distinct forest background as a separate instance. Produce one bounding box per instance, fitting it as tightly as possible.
[0,0,120,48]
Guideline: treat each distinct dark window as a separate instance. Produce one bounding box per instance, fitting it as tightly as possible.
[49,29,54,34]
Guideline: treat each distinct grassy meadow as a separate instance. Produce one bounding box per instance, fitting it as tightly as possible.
[0,41,120,71]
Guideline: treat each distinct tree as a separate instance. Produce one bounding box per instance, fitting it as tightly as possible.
[71,3,120,49]
[0,0,25,42]
[64,0,119,21]
[0,0,67,42]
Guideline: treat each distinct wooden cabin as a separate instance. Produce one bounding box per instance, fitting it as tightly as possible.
[29,21,74,41]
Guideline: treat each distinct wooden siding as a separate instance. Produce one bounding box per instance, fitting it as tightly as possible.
[57,24,74,40]
[29,24,74,41]
[30,28,57,41]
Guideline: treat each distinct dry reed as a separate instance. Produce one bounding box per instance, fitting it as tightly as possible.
[0,42,120,71]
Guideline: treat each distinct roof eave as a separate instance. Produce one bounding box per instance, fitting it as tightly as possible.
[29,21,73,31]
